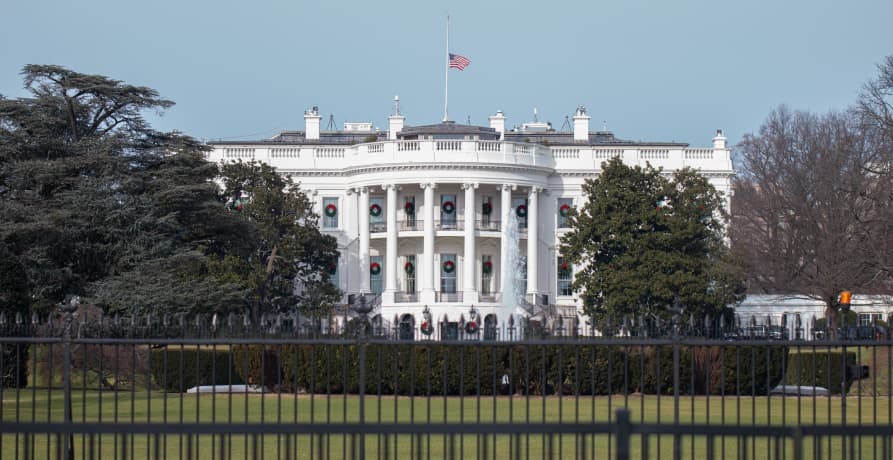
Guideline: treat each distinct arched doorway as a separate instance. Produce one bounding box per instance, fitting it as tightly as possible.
[398,314,415,340]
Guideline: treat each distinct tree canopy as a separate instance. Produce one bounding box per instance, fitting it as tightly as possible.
[731,55,893,335]
[1,65,339,319]
[214,161,341,324]
[560,158,742,324]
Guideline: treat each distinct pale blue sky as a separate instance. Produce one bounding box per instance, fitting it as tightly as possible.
[2,0,891,147]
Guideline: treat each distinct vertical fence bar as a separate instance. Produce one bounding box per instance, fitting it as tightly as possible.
[615,408,631,460]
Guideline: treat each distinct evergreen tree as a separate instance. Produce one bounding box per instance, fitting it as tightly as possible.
[0,65,247,314]
[560,158,742,325]
[215,161,341,324]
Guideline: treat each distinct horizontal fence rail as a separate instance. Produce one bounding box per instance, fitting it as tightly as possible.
[1,308,891,459]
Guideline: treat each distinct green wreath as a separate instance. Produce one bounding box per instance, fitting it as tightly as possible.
[404,261,414,274]
[370,262,381,275]
[442,260,455,273]
[516,205,527,218]
[442,201,455,214]
[369,203,382,217]
[404,202,415,215]
[325,204,338,217]
[559,204,571,217]
[482,261,493,274]
[481,202,492,215]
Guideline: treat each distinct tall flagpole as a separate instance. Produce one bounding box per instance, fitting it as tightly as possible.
[443,14,449,122]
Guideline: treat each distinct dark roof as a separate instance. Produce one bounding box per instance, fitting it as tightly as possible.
[398,121,499,140]
[504,130,689,147]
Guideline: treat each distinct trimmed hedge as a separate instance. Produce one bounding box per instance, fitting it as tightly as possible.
[150,347,244,392]
[232,343,788,397]
[783,351,856,395]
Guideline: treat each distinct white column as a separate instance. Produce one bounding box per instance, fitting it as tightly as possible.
[421,182,437,303]
[527,187,540,296]
[358,187,370,293]
[499,184,514,302]
[463,183,478,304]
[383,184,398,303]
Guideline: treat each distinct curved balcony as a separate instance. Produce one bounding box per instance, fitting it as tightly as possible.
[370,219,524,234]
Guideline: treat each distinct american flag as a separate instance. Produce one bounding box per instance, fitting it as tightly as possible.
[449,53,471,70]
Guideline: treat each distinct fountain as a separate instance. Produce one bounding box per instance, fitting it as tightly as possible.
[498,208,533,336]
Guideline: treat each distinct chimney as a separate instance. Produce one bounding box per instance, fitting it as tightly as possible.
[388,95,405,140]
[712,129,727,150]
[488,110,506,140]
[572,106,590,142]
[304,106,321,140]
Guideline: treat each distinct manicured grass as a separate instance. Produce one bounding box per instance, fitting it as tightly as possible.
[2,390,891,459]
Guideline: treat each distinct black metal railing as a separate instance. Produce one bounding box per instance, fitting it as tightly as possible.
[1,306,892,459]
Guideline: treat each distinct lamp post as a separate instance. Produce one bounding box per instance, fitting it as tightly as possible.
[59,296,79,460]
[352,292,374,460]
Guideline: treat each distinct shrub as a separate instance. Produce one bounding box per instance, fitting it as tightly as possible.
[783,350,856,395]
[150,346,244,392]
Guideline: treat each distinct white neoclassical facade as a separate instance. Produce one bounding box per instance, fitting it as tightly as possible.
[207,103,733,337]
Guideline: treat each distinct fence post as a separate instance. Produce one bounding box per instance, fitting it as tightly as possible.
[60,296,79,460]
[615,408,631,460]
[354,293,374,460]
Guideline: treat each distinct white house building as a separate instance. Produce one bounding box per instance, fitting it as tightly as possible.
[206,102,733,338]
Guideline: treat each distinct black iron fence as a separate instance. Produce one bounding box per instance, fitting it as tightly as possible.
[1,306,892,459]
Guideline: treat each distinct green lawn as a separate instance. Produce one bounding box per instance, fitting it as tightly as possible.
[2,390,891,459]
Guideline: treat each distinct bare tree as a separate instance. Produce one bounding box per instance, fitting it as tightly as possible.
[731,107,893,334]
[859,55,893,135]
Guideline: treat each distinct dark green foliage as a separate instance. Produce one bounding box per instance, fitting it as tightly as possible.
[0,65,250,315]
[784,351,857,395]
[149,347,244,393]
[560,158,743,322]
[215,161,341,323]
[231,343,788,397]
[0,248,31,387]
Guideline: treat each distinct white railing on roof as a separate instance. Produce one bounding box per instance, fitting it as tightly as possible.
[639,149,669,160]
[315,147,344,158]
[435,140,462,151]
[476,141,502,152]
[224,148,255,159]
[684,149,713,160]
[552,148,580,159]
[397,141,420,152]
[593,149,622,160]
[270,147,300,158]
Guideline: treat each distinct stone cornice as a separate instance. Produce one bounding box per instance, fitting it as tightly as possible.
[276,162,554,177]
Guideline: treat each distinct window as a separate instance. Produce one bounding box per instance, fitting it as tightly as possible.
[322,197,339,228]
[557,198,573,229]
[369,196,385,232]
[481,196,493,227]
[328,258,339,288]
[440,254,457,293]
[557,257,573,297]
[404,255,416,293]
[370,255,383,294]
[404,196,416,228]
[441,194,457,229]
[512,197,528,229]
[481,255,493,294]
[520,256,528,293]
[859,313,883,326]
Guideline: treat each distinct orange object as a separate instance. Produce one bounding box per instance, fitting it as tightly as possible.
[839,291,852,305]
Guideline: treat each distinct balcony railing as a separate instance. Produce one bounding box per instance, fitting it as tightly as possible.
[476,220,500,231]
[435,291,463,303]
[398,220,421,231]
[395,292,419,303]
[370,221,387,233]
[435,219,462,231]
